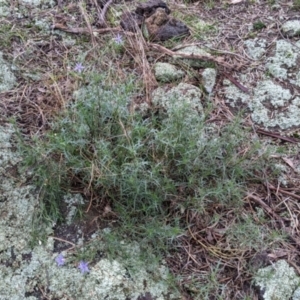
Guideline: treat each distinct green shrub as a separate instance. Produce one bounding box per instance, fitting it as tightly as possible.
[19,73,273,251]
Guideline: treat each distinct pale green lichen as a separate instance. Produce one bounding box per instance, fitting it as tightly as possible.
[1,236,180,300]
[223,78,250,108]
[174,45,211,67]
[274,163,288,186]
[0,52,16,92]
[293,287,300,300]
[224,79,300,129]
[0,0,9,17]
[254,80,291,108]
[63,194,85,225]
[281,20,300,37]
[202,68,217,93]
[154,62,185,83]
[21,0,55,7]
[266,40,298,80]
[244,38,267,60]
[255,260,300,300]
[0,125,38,254]
[34,19,52,32]
[152,83,203,116]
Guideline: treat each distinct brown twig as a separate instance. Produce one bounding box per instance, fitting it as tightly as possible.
[246,192,284,226]
[51,236,76,247]
[255,128,300,144]
[126,32,157,105]
[223,72,249,94]
[52,23,121,34]
[97,0,114,28]
[79,1,96,46]
[149,43,235,70]
[267,184,300,201]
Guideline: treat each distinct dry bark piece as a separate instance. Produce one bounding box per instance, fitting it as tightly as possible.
[135,0,171,17]
[120,12,144,32]
[153,18,190,41]
[120,0,189,41]
[144,7,169,36]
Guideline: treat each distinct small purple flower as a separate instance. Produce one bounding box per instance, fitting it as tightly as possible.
[55,253,65,266]
[78,261,89,274]
[113,33,123,45]
[74,63,84,73]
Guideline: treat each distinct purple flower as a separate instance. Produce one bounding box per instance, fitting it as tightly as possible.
[78,261,90,274]
[74,63,84,73]
[55,253,65,266]
[113,33,123,45]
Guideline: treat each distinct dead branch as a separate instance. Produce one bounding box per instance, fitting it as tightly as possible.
[149,43,235,70]
[52,23,121,34]
[246,192,284,225]
[223,72,249,93]
[97,0,114,28]
[79,1,96,46]
[255,128,300,144]
[267,184,300,201]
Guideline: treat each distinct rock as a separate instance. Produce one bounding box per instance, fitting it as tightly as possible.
[154,62,185,82]
[0,52,16,92]
[282,20,300,37]
[151,18,190,42]
[135,0,171,17]
[293,287,300,300]
[244,38,267,60]
[0,1,9,17]
[120,11,144,32]
[175,46,211,67]
[202,68,217,93]
[144,7,169,37]
[224,78,300,129]
[152,83,203,117]
[254,260,300,300]
[266,40,298,80]
[121,0,170,33]
[120,0,189,41]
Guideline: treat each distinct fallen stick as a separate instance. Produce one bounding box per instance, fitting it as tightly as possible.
[267,184,300,201]
[246,192,284,224]
[223,72,249,94]
[97,0,114,28]
[255,128,299,144]
[52,23,121,34]
[149,43,235,70]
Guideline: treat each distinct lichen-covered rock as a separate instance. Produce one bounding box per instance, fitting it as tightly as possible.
[224,78,300,129]
[244,38,267,60]
[0,0,10,17]
[202,68,217,93]
[21,0,55,7]
[0,236,180,300]
[293,286,300,300]
[154,62,185,82]
[281,20,300,37]
[0,125,38,253]
[255,260,300,300]
[0,52,16,92]
[152,83,203,117]
[175,46,211,67]
[266,40,299,80]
